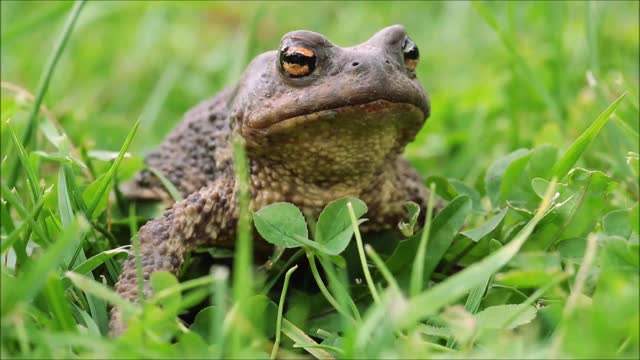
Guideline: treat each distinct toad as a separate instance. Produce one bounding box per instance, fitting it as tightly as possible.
[110,24,432,335]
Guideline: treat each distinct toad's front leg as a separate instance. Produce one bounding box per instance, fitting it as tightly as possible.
[110,178,237,336]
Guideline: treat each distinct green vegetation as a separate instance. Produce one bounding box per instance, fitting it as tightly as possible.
[1,1,638,358]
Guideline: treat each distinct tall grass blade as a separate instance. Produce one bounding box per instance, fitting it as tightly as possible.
[8,0,86,188]
[2,217,84,316]
[411,182,436,297]
[271,265,298,359]
[0,186,51,255]
[552,93,626,180]
[84,118,140,218]
[8,124,40,203]
[394,179,557,330]
[0,182,51,246]
[45,273,77,332]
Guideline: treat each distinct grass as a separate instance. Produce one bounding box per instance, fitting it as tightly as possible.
[1,1,639,359]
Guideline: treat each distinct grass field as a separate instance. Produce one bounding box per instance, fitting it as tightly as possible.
[1,1,639,358]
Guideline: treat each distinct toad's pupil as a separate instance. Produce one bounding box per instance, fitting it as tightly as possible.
[280,46,316,77]
[285,52,313,64]
[404,46,419,60]
[403,38,419,60]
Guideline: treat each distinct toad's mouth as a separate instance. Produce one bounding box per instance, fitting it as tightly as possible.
[242,100,426,179]
[247,100,426,134]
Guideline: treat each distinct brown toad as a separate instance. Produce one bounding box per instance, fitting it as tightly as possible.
[111,24,432,335]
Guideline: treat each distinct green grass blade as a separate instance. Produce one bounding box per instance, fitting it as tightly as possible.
[8,124,41,203]
[0,182,52,246]
[461,207,509,242]
[0,186,51,254]
[2,217,84,316]
[57,167,73,228]
[612,115,640,144]
[8,0,86,188]
[394,179,557,330]
[349,201,381,304]
[552,93,626,179]
[70,247,129,275]
[271,265,298,359]
[65,271,136,315]
[365,244,400,293]
[84,118,140,218]
[229,135,254,356]
[148,166,183,201]
[282,319,335,360]
[45,272,77,332]
[411,182,436,297]
[210,266,229,354]
[421,195,471,283]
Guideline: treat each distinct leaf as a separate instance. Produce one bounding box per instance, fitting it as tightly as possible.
[498,151,533,203]
[243,295,279,338]
[175,331,209,358]
[393,181,556,330]
[552,93,626,179]
[562,169,616,239]
[601,236,639,271]
[495,269,562,288]
[315,198,368,255]
[150,271,181,314]
[531,177,552,199]
[253,202,308,248]
[190,306,216,344]
[603,209,632,238]
[556,237,586,263]
[386,195,471,283]
[461,207,508,242]
[485,149,530,206]
[528,144,559,180]
[398,201,420,237]
[475,304,537,331]
[425,175,459,201]
[450,179,484,214]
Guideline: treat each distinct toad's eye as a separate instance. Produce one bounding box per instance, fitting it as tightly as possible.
[402,36,419,72]
[279,45,316,78]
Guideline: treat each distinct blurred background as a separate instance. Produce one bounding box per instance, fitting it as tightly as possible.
[1,0,638,192]
[1,3,638,357]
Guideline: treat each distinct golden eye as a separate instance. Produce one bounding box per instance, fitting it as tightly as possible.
[279,45,317,78]
[402,36,419,72]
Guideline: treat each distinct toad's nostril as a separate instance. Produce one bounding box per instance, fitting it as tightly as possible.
[385,60,390,64]
[352,61,360,67]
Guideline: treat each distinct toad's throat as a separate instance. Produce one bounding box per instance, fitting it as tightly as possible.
[246,100,426,181]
